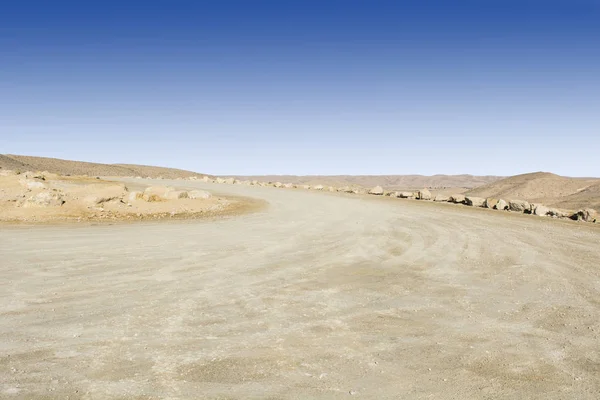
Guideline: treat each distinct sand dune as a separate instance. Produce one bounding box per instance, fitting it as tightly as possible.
[0,154,210,180]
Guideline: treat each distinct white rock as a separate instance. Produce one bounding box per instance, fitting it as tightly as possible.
[533,204,550,216]
[573,208,597,222]
[399,192,414,198]
[417,189,432,200]
[313,185,324,191]
[23,191,65,208]
[434,194,449,202]
[495,199,508,211]
[165,190,189,200]
[188,190,212,199]
[369,186,384,195]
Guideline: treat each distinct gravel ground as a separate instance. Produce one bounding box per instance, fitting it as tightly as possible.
[1,178,599,399]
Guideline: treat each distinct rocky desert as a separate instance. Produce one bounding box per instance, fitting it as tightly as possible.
[1,155,600,399]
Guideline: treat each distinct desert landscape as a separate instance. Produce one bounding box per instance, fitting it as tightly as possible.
[1,155,600,399]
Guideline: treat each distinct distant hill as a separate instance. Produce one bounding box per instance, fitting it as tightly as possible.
[466,172,600,211]
[0,154,210,179]
[232,174,504,190]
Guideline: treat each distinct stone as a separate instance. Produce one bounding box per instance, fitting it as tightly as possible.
[313,185,324,191]
[434,194,449,202]
[495,199,508,211]
[273,182,283,188]
[84,185,127,205]
[369,186,384,195]
[224,178,235,184]
[449,194,466,204]
[20,179,47,190]
[399,192,414,198]
[215,178,225,184]
[533,204,550,216]
[485,198,499,209]
[188,190,212,199]
[127,191,143,202]
[417,189,432,200]
[283,183,294,188]
[509,199,531,213]
[143,186,173,202]
[302,185,311,190]
[572,208,597,223]
[465,196,486,207]
[23,191,65,208]
[165,190,189,200]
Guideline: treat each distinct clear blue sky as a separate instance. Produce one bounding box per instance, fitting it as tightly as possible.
[1,1,599,176]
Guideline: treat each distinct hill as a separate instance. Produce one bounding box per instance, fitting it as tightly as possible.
[466,172,600,210]
[232,174,503,190]
[0,154,209,179]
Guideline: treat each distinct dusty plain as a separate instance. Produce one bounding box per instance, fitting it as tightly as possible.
[1,177,600,399]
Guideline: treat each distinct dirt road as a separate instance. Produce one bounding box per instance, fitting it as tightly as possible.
[2,179,600,399]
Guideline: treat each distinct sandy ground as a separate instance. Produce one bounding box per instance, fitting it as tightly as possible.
[1,178,600,399]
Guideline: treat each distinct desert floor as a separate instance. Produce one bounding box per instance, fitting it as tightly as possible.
[1,178,600,399]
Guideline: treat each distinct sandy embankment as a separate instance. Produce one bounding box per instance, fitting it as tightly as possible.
[0,170,259,224]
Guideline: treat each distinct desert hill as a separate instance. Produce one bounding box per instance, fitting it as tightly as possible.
[466,172,600,210]
[232,174,503,190]
[0,154,210,179]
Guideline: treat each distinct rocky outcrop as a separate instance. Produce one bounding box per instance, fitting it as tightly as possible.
[465,196,486,207]
[369,186,384,195]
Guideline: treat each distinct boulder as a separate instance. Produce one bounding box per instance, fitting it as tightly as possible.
[19,179,47,190]
[369,186,384,195]
[165,190,189,200]
[143,186,173,202]
[338,186,350,192]
[84,184,127,205]
[215,178,225,184]
[302,185,311,190]
[201,176,211,182]
[224,178,235,184]
[251,180,259,185]
[417,189,432,200]
[434,194,449,202]
[127,191,144,202]
[328,186,336,192]
[572,208,597,223]
[465,196,486,207]
[23,191,65,208]
[509,199,531,213]
[189,190,212,199]
[283,183,294,188]
[485,198,499,209]
[449,194,466,204]
[495,199,508,211]
[533,204,550,216]
[313,185,324,191]
[273,182,283,188]
[399,192,414,199]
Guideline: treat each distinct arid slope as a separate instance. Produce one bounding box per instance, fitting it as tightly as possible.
[466,172,600,210]
[0,154,210,179]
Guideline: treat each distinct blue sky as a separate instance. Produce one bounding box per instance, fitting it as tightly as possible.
[1,1,599,176]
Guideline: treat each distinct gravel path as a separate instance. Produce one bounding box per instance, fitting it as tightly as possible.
[1,178,600,399]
